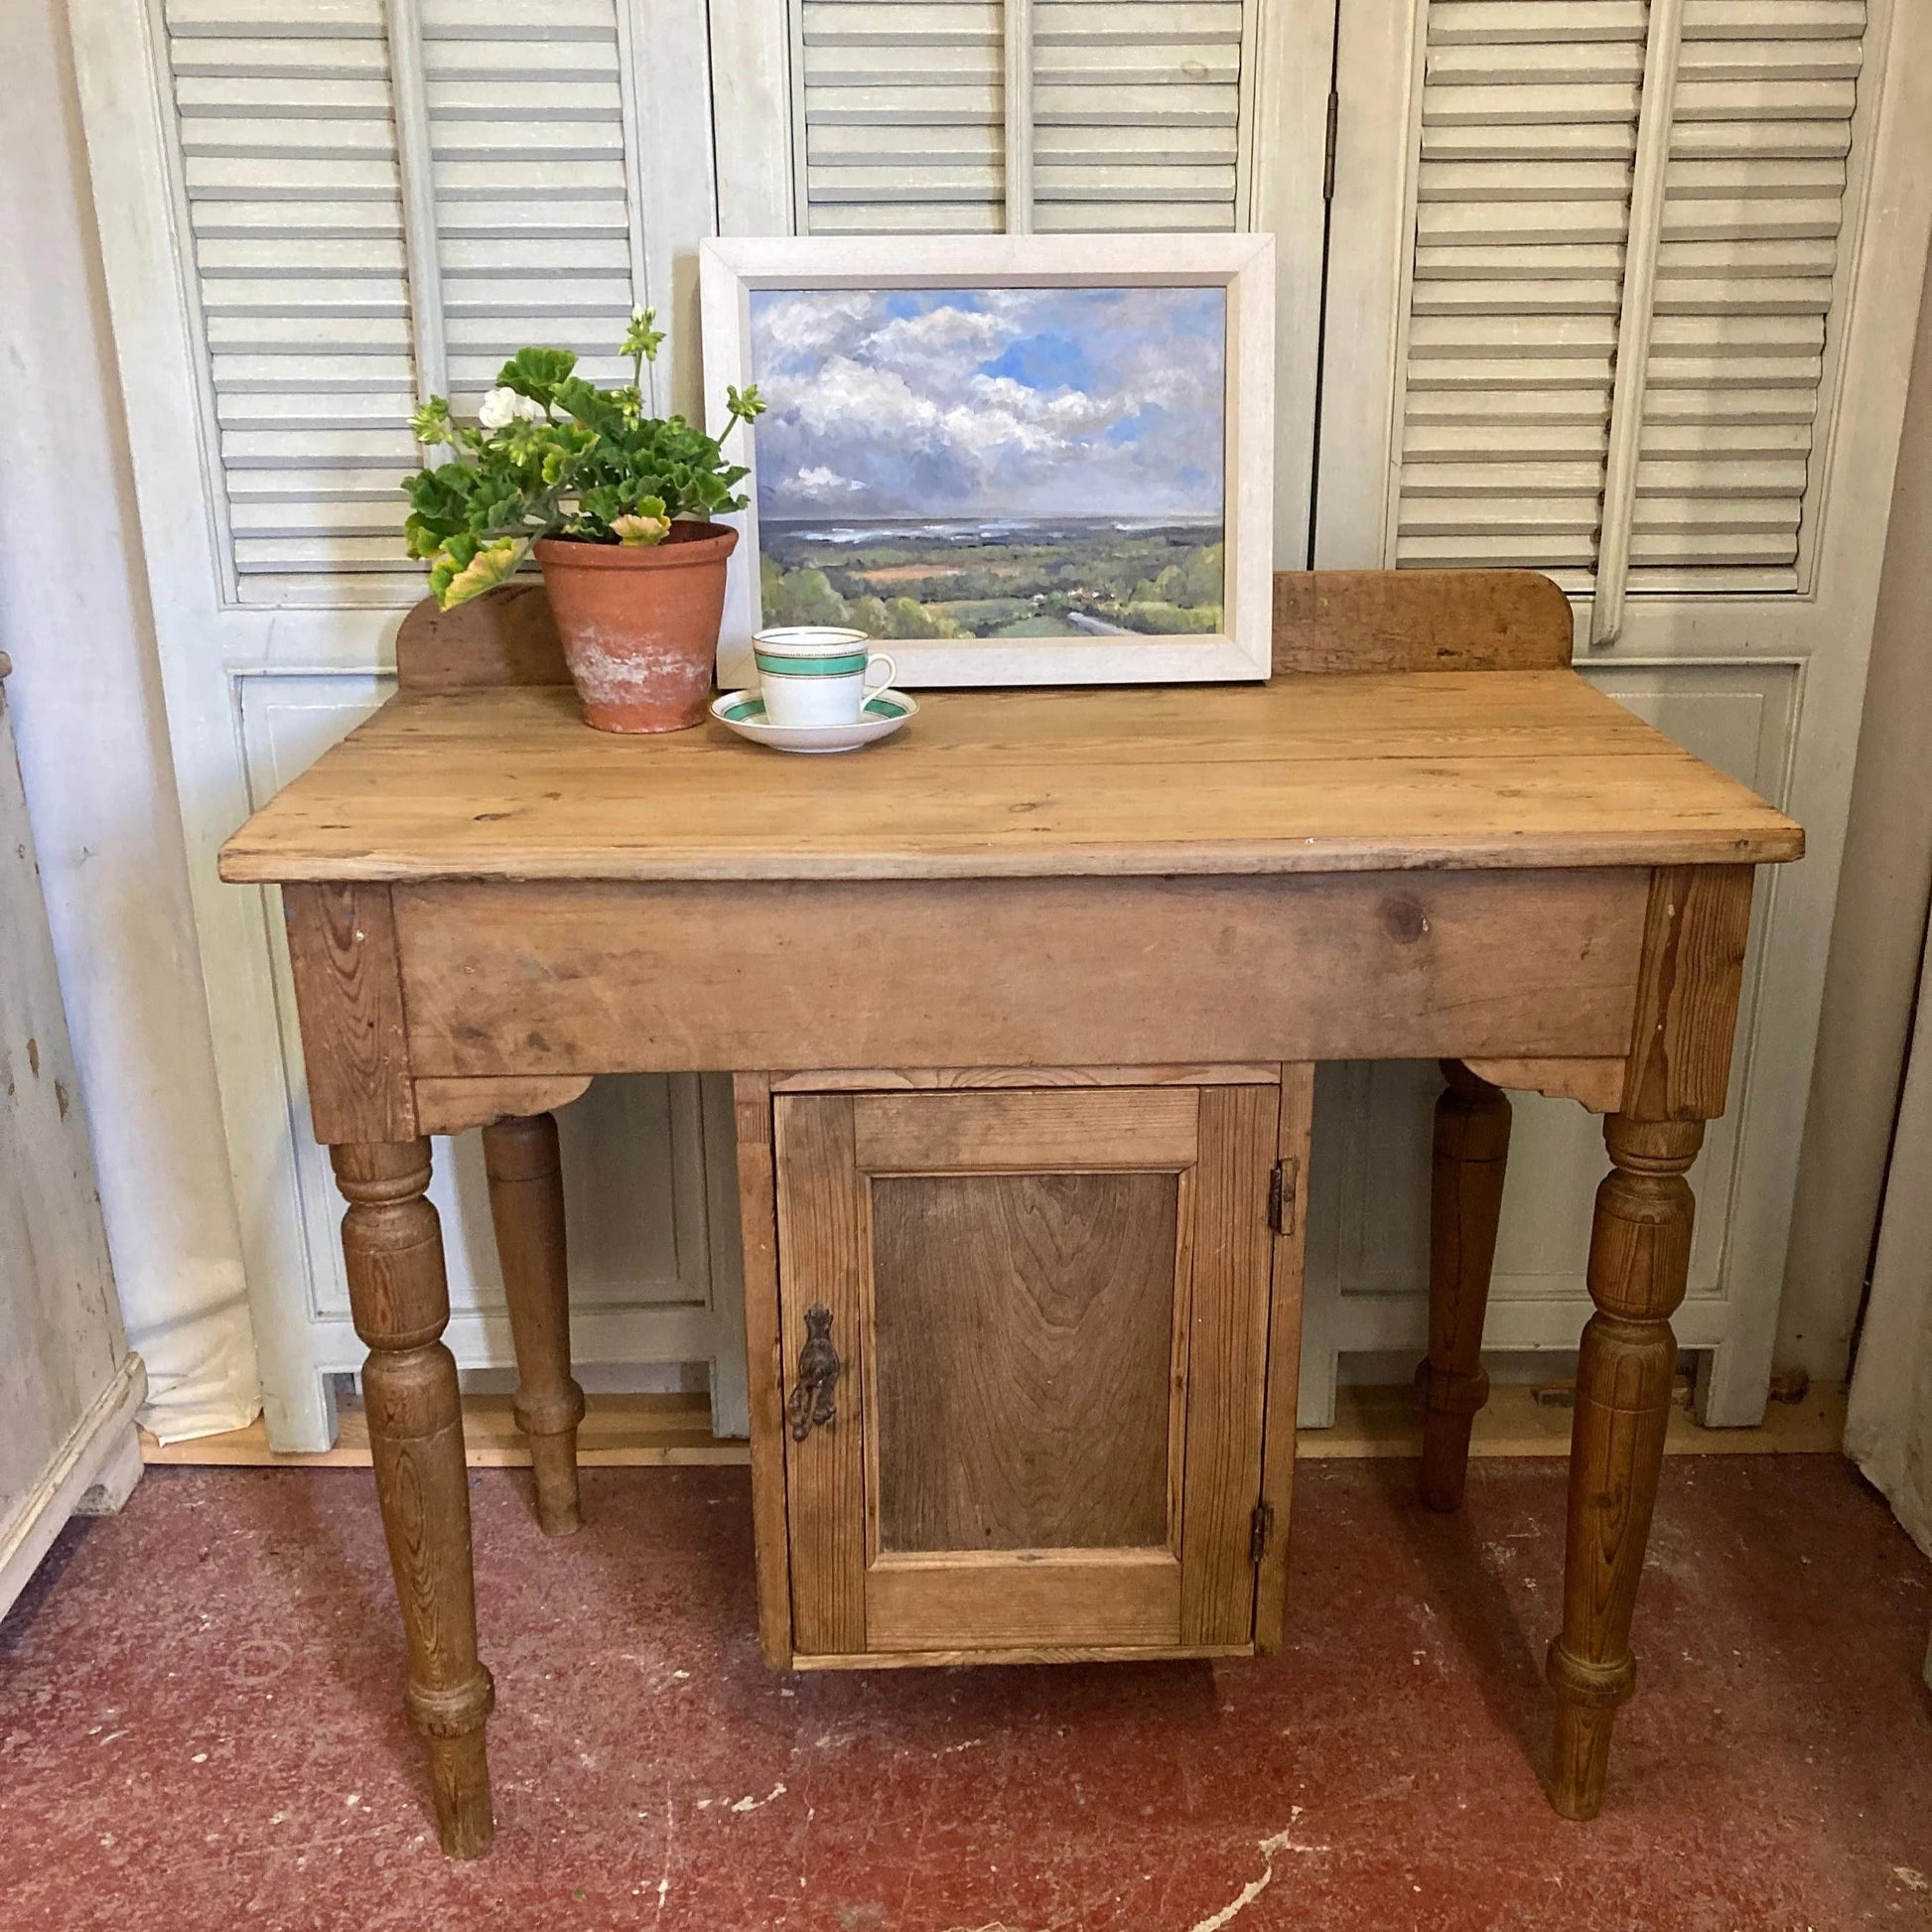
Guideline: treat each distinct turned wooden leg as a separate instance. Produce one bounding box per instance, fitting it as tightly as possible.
[1417,1060,1512,1512]
[483,1112,585,1536]
[1546,1114,1701,1820]
[333,1140,494,1859]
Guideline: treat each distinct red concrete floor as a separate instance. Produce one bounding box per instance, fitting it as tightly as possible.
[1,1456,1928,1932]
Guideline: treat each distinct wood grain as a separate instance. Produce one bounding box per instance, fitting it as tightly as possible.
[1417,1062,1512,1514]
[218,674,1802,885]
[730,1073,794,1669]
[792,1641,1252,1671]
[870,1169,1181,1554]
[1459,1057,1626,1113]
[283,883,415,1144]
[1271,570,1575,674]
[414,1075,591,1136]
[1178,1083,1278,1648]
[481,1113,584,1536]
[387,569,1571,696]
[391,871,1650,1076]
[394,580,570,694]
[1253,1064,1311,1653]
[1620,865,1757,1121]
[331,1140,492,1859]
[855,1088,1198,1174]
[769,1064,1280,1092]
[771,1093,868,1656]
[1547,1113,1703,1821]
[865,1550,1182,1652]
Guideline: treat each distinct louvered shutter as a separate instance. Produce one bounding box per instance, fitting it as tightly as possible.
[422,0,643,405]
[1395,1,1644,581]
[1031,2,1243,232]
[1633,0,1863,589]
[799,2,1004,232]
[1391,0,1865,597]
[796,0,1247,235]
[159,0,649,606]
[165,0,419,602]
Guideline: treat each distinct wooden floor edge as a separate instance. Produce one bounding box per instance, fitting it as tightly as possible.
[143,1382,1848,1470]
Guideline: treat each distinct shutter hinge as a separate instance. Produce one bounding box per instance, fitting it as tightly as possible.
[1250,1500,1275,1567]
[1322,87,1338,202]
[1268,1157,1299,1236]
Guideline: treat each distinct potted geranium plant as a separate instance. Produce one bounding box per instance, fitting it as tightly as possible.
[403,309,765,732]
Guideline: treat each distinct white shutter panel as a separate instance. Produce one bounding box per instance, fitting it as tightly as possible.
[1392,0,1866,597]
[420,0,644,404]
[164,0,421,603]
[795,0,1246,235]
[1033,0,1244,232]
[1632,0,1863,589]
[1395,0,1646,582]
[799,1,1005,233]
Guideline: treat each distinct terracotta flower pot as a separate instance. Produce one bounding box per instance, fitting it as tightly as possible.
[534,521,739,733]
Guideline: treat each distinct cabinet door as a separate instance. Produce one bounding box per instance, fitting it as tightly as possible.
[773,1084,1280,1661]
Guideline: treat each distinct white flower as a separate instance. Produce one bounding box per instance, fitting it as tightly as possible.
[478,385,547,431]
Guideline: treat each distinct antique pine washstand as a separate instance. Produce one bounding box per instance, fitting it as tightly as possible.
[217,568,1802,1857]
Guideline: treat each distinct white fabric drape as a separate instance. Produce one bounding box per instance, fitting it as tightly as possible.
[1,0,261,1444]
[1845,904,1932,1559]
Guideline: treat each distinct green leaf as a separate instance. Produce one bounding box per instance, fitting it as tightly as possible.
[611,498,669,545]
[431,535,523,609]
[496,346,577,401]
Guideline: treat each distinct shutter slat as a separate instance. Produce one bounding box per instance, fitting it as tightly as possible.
[1033,3,1244,46]
[1429,3,1648,46]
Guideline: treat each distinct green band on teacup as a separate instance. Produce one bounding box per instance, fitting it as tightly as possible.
[754,651,870,678]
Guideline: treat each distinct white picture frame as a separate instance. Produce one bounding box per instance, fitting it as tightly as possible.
[699,234,1275,689]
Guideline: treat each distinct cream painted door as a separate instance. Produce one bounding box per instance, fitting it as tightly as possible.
[1308,0,1932,1424]
[69,0,749,1449]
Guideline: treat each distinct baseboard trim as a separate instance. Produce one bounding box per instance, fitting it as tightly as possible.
[141,1380,1846,1471]
[0,1352,147,1619]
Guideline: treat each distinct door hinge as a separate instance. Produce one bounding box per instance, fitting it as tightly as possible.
[1268,1157,1299,1236]
[1250,1500,1275,1567]
[1322,86,1338,202]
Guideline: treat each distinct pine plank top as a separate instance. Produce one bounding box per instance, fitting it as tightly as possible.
[217,673,1804,885]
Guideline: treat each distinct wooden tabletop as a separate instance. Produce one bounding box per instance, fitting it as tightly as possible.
[217,672,1803,885]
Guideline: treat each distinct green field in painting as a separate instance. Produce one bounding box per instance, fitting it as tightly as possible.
[759,518,1223,641]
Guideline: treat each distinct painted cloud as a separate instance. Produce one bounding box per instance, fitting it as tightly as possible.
[747,285,1227,522]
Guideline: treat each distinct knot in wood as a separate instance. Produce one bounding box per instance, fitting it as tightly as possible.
[1382,895,1430,944]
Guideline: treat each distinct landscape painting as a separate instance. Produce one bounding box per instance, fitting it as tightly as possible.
[746,285,1227,645]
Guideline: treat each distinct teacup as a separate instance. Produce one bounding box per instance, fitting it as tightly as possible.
[753,626,897,729]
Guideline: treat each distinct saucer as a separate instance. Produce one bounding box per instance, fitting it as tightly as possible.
[710,688,918,755]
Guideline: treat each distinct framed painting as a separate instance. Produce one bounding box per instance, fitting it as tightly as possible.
[698,235,1275,688]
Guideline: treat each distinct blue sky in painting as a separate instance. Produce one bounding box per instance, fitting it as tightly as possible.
[747,285,1226,522]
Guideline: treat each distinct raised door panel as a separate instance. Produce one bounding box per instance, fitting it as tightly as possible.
[773,1081,1278,1660]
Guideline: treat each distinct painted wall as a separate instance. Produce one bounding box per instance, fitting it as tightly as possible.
[1780,248,1932,1383]
[0,0,258,1439]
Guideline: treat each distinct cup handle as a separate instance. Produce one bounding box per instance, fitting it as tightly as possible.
[864,652,897,693]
